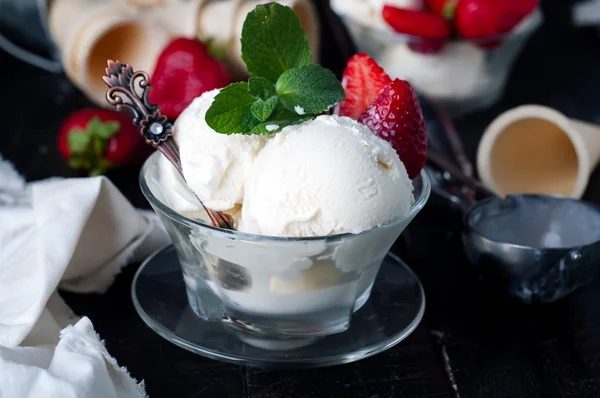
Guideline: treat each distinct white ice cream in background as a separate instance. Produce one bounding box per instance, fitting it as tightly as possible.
[330,0,488,103]
[159,89,270,215]
[238,115,414,237]
[331,0,542,116]
[380,42,488,100]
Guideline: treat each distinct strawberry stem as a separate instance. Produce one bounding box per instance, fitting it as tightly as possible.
[442,0,458,21]
[66,116,120,176]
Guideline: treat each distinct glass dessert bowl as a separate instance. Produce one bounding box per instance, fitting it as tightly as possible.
[140,152,430,349]
[334,8,543,117]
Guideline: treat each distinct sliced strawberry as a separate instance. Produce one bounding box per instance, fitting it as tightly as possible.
[382,6,452,54]
[334,53,391,120]
[359,79,427,179]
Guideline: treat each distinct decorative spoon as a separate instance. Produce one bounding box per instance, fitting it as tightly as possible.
[102,60,234,230]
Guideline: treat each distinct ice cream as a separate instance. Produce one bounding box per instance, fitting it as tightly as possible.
[139,1,430,351]
[159,89,270,215]
[238,115,414,237]
[379,42,487,101]
[161,112,415,236]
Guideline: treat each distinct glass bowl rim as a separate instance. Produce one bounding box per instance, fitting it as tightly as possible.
[139,151,431,243]
[336,8,543,45]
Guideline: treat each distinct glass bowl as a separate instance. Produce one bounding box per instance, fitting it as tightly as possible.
[334,8,543,117]
[140,152,431,349]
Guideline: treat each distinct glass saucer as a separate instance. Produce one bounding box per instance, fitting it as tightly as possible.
[132,246,425,369]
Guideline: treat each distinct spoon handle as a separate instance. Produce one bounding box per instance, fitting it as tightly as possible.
[427,151,498,199]
[102,60,234,230]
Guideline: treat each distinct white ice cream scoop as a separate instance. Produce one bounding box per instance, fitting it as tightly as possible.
[238,115,415,237]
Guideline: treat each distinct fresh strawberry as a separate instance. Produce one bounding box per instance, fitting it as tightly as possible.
[334,53,392,120]
[359,79,427,179]
[382,6,452,53]
[58,109,149,176]
[454,0,504,48]
[426,0,458,20]
[150,37,231,120]
[455,0,538,49]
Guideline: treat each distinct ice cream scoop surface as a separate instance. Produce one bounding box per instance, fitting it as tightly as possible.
[238,115,414,237]
[172,89,270,211]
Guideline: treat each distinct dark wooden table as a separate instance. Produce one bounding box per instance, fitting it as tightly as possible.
[4,0,600,396]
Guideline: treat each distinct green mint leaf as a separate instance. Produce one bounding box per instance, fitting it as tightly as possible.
[248,77,276,100]
[241,3,312,83]
[206,82,261,134]
[251,96,278,122]
[276,64,345,115]
[250,105,311,135]
[68,130,91,153]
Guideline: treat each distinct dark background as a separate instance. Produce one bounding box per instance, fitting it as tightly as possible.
[4,0,600,397]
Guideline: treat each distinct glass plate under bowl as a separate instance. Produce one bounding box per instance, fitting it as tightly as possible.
[132,245,426,369]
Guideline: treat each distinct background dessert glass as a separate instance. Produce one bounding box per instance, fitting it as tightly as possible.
[336,9,543,117]
[140,151,431,349]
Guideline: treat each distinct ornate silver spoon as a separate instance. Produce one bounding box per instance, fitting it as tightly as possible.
[102,60,234,230]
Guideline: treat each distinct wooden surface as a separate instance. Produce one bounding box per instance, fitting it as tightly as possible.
[4,0,600,396]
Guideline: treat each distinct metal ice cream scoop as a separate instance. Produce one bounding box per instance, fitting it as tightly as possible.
[428,151,600,303]
[102,60,234,230]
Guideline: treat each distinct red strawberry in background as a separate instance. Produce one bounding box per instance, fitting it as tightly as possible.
[150,37,231,121]
[359,79,427,179]
[58,109,150,176]
[334,53,392,120]
[382,6,452,53]
[455,0,505,48]
[426,0,458,20]
[455,0,538,49]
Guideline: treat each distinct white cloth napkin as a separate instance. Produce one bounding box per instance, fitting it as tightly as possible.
[0,155,170,398]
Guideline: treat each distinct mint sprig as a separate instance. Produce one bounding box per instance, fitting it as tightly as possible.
[206,3,345,135]
[241,3,312,84]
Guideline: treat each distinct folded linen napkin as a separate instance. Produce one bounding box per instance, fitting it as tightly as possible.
[0,155,170,398]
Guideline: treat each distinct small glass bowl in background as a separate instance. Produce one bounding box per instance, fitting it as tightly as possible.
[140,152,430,349]
[335,9,543,118]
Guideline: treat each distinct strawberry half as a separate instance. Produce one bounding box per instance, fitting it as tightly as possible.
[334,53,392,120]
[382,6,452,54]
[359,79,427,179]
